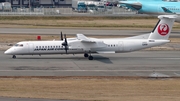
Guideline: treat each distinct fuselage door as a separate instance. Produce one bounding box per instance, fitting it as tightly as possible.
[28,43,34,53]
[118,41,124,51]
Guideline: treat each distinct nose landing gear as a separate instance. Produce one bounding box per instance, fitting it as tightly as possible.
[12,55,16,59]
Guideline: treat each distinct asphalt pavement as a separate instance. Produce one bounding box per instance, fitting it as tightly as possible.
[1,51,180,77]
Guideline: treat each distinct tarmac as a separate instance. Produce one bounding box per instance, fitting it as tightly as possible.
[0,28,180,37]
[1,50,180,77]
[0,97,76,101]
[1,28,180,77]
[1,28,180,101]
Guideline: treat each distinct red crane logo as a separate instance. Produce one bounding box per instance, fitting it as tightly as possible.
[158,24,169,36]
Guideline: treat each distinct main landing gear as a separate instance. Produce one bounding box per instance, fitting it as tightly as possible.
[12,55,16,59]
[84,53,89,57]
[84,53,93,60]
[88,55,93,60]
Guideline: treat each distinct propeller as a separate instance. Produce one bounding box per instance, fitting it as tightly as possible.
[61,34,68,54]
[60,31,63,40]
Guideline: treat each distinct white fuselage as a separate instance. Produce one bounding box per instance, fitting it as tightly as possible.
[4,38,170,55]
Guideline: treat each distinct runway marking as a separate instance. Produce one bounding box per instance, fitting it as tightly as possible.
[0,70,179,72]
[153,58,180,60]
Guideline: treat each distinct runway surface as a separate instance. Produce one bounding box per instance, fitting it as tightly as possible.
[1,28,180,101]
[0,97,76,101]
[0,28,180,37]
[1,50,180,77]
[0,28,180,77]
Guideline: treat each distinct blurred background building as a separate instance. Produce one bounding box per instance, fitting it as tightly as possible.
[2,0,72,8]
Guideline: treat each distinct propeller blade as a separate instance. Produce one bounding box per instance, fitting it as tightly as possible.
[62,34,67,46]
[60,31,63,40]
[61,34,68,54]
[64,34,68,45]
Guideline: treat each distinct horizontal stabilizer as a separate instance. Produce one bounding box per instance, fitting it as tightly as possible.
[76,34,95,43]
[119,1,142,10]
[158,15,178,19]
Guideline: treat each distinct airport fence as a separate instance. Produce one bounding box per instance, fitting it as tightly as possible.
[0,7,136,16]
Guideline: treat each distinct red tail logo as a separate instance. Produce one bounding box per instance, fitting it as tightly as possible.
[158,24,169,36]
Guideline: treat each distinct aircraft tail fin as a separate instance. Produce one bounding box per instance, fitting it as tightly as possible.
[148,15,177,40]
[162,7,173,13]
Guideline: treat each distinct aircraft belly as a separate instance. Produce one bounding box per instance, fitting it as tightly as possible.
[27,49,85,55]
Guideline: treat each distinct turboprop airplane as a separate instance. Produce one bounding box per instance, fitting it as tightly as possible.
[4,15,177,60]
[119,0,180,22]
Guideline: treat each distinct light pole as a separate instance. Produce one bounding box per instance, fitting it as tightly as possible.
[29,0,31,12]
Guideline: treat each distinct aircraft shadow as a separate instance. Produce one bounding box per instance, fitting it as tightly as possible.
[91,55,113,64]
[14,55,113,64]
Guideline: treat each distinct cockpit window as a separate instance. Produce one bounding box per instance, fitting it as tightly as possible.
[14,44,23,47]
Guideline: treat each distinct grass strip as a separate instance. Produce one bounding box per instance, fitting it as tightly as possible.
[0,76,180,101]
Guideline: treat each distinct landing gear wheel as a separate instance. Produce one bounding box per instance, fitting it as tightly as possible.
[12,55,16,59]
[84,53,89,57]
[88,56,93,60]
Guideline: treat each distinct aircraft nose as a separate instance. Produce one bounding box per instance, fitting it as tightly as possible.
[4,49,13,55]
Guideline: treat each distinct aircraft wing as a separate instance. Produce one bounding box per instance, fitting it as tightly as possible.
[119,1,142,10]
[75,34,107,51]
[76,34,96,43]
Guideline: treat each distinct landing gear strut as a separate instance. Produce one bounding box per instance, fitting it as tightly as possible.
[12,55,16,59]
[88,51,93,60]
